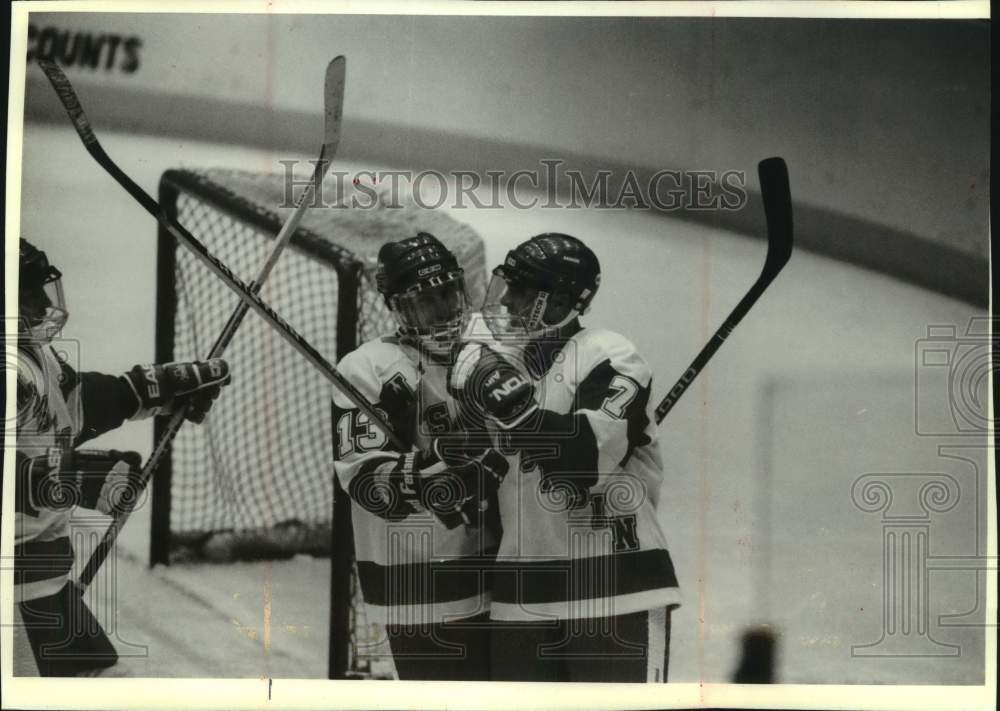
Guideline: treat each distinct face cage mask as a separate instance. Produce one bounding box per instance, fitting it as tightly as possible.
[389,273,468,348]
[20,273,68,343]
[481,270,579,341]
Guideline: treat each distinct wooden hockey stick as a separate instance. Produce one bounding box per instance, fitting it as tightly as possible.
[71,57,347,589]
[654,157,793,424]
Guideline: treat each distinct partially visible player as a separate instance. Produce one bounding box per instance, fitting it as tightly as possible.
[13,238,232,676]
[332,232,503,681]
[452,233,681,682]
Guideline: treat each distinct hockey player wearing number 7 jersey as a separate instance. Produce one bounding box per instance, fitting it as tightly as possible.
[13,239,232,677]
[454,233,681,683]
[331,233,502,681]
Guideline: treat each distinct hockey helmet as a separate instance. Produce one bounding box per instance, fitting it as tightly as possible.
[483,233,600,339]
[19,239,68,340]
[376,232,467,345]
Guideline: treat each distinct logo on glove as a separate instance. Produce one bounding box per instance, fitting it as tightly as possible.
[489,375,529,403]
[142,366,160,398]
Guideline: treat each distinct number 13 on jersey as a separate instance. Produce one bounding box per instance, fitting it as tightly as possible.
[336,410,390,456]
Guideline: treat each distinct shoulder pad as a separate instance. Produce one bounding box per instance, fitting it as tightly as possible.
[335,337,416,403]
[571,328,651,384]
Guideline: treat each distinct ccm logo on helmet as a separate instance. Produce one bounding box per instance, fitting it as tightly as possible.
[418,264,442,277]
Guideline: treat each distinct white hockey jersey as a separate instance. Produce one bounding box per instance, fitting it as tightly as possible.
[332,337,496,626]
[488,327,681,621]
[14,344,138,602]
[15,345,84,602]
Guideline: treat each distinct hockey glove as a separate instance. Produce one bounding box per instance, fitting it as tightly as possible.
[379,450,439,521]
[20,448,144,516]
[367,448,508,529]
[357,450,467,523]
[450,343,537,429]
[123,359,231,423]
[419,449,509,529]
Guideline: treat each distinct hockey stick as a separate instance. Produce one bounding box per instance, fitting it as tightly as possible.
[654,157,793,424]
[72,57,346,589]
[36,59,396,441]
[37,56,406,534]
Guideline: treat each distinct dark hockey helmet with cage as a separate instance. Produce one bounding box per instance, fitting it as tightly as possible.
[19,238,68,340]
[484,233,601,338]
[376,232,467,342]
[498,233,601,312]
[20,239,61,291]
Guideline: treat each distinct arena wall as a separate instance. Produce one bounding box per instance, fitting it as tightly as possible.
[21,13,990,304]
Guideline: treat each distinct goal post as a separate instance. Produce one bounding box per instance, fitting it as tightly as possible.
[151,167,487,678]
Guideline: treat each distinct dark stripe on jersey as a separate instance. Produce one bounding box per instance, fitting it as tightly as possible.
[574,358,652,468]
[356,557,495,607]
[492,548,678,606]
[510,410,600,485]
[77,372,136,444]
[377,374,418,448]
[55,349,79,400]
[14,537,75,584]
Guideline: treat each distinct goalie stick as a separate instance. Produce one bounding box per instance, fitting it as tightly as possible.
[654,157,793,424]
[73,57,346,589]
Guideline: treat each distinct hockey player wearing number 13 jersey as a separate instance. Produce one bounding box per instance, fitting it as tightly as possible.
[332,233,499,681]
[457,233,681,683]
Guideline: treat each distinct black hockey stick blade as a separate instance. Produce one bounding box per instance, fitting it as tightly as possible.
[654,157,793,424]
[758,156,794,279]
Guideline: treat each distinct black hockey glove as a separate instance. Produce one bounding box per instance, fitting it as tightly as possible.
[366,448,508,529]
[380,450,438,521]
[20,448,144,516]
[450,343,537,429]
[123,359,231,423]
[419,449,509,530]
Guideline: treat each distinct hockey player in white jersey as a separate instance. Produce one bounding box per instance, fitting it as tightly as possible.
[331,232,503,681]
[453,233,681,682]
[13,239,232,676]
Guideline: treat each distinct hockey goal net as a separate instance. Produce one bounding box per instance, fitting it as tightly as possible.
[152,168,486,678]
